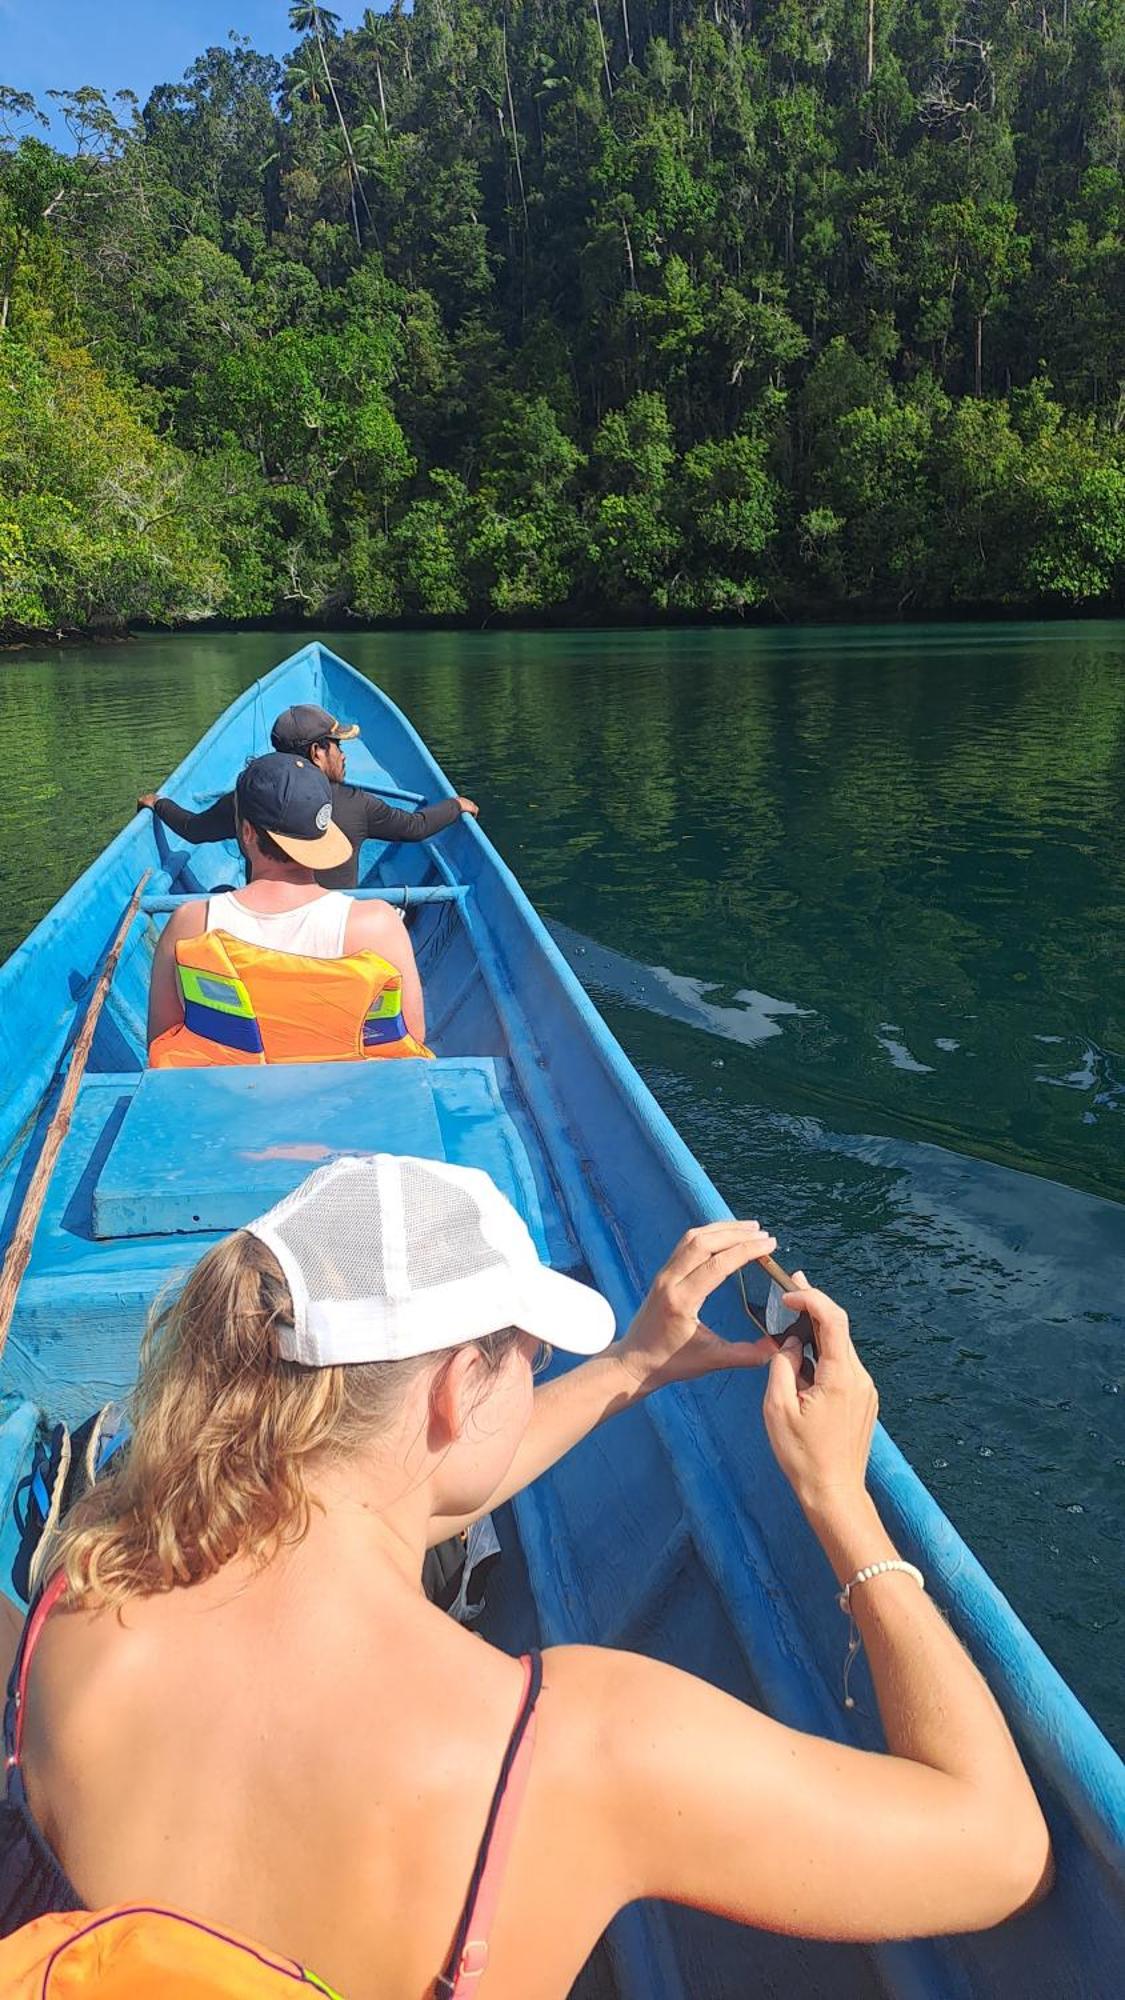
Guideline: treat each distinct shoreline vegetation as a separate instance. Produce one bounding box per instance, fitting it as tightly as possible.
[2,3,1123,645]
[4,597,1125,655]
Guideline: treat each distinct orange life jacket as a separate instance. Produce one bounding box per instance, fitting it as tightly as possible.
[148,930,432,1069]
[0,1904,344,1997]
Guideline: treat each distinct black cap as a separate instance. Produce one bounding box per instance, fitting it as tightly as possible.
[270,704,360,754]
[235,753,352,869]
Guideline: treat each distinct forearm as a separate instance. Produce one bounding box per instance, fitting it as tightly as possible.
[807,1491,1042,1811]
[428,1350,640,1543]
[154,795,234,844]
[502,1351,641,1494]
[364,795,461,843]
[412,797,462,838]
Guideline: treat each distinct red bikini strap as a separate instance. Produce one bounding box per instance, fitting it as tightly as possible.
[9,1571,68,1768]
[442,1654,540,1996]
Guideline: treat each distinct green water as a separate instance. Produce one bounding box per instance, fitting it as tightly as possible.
[1,623,1123,1744]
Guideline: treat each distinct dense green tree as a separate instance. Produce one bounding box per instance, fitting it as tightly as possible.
[0,333,223,630]
[1,1,1124,635]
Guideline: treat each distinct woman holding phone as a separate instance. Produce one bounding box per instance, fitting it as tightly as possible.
[0,1156,1050,1996]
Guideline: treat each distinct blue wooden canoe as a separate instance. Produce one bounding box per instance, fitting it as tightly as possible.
[0,642,1121,1997]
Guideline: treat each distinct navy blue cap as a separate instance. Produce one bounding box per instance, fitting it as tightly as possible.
[235,753,352,868]
[271,705,360,753]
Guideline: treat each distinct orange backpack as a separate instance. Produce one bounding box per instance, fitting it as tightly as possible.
[0,1904,345,1997]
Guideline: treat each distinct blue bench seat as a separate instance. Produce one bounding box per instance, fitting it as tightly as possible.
[3,1060,554,1421]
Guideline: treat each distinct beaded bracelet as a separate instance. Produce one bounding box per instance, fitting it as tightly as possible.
[838,1559,925,1708]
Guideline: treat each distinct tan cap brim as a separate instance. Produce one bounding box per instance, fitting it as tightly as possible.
[332,722,360,741]
[269,822,353,868]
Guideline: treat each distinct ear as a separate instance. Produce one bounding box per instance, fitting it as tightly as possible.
[426,1346,488,1450]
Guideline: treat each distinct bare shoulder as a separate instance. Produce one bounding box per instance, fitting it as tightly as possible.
[535,1641,775,1830]
[523,1644,737,1911]
[161,900,208,946]
[540,1639,713,1709]
[346,897,408,956]
[536,1642,713,1775]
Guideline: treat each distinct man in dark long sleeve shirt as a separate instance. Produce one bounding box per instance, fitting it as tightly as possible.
[139,702,478,890]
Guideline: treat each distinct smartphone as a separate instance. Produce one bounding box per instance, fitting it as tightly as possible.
[739,1253,818,1357]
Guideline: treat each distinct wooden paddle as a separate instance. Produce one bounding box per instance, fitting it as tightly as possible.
[0,873,151,1361]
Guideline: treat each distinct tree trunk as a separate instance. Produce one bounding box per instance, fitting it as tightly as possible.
[592,0,615,98]
[503,24,530,242]
[974,313,983,397]
[315,19,371,245]
[621,216,638,290]
[866,0,875,85]
[376,57,388,134]
[621,0,634,68]
[0,232,26,332]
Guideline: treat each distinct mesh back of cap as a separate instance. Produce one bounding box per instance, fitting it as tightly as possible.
[245,1152,612,1366]
[401,1159,505,1291]
[265,1160,388,1305]
[259,1156,507,1325]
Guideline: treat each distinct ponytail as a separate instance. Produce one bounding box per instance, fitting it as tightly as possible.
[54,1233,414,1605]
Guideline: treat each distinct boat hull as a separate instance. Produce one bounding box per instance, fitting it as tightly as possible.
[0,642,1121,1997]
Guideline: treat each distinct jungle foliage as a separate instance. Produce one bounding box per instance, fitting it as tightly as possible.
[1,1,1123,634]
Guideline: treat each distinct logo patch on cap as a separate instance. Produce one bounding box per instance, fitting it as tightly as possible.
[315,803,332,832]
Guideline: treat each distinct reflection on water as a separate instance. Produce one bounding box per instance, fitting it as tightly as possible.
[1,620,1122,1742]
[549,919,815,1047]
[874,1026,935,1075]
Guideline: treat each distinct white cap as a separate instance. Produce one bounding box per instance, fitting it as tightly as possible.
[244,1154,616,1367]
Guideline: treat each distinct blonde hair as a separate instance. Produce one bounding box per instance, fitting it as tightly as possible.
[54,1230,520,1608]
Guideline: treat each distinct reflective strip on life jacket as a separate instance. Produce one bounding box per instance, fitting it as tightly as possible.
[363,981,415,1048]
[178,961,265,1056]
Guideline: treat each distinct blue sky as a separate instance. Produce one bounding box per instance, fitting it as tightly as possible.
[1,2,369,139]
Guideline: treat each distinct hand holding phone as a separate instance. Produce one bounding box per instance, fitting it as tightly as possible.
[738,1251,819,1373]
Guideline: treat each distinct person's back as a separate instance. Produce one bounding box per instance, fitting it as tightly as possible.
[203,884,353,958]
[21,1502,613,1997]
[147,753,427,1064]
[2,1161,1052,1999]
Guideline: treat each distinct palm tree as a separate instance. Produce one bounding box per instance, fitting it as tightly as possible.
[352,113,388,171]
[288,3,371,246]
[359,7,391,135]
[285,56,324,107]
[288,2,343,43]
[322,124,363,248]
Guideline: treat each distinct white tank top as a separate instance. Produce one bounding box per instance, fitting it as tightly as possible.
[205,890,351,959]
